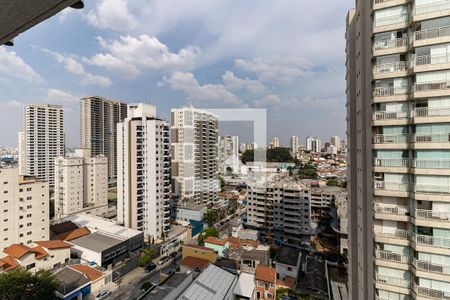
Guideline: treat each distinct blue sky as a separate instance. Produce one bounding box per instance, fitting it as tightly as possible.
[0,0,353,147]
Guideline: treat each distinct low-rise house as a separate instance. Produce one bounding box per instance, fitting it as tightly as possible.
[180,256,210,273]
[275,246,301,288]
[254,265,276,300]
[233,272,255,300]
[0,240,71,273]
[182,244,218,263]
[54,266,92,300]
[204,237,230,257]
[146,272,193,300]
[70,264,112,293]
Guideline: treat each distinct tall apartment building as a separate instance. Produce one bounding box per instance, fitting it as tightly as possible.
[0,168,49,251]
[171,107,219,205]
[18,104,64,186]
[246,179,315,245]
[290,136,299,157]
[346,1,450,299]
[271,137,281,148]
[218,135,240,175]
[117,103,171,239]
[54,148,108,220]
[330,136,341,151]
[306,136,322,153]
[80,96,127,182]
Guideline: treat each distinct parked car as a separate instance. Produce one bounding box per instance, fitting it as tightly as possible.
[159,255,169,265]
[95,290,111,300]
[169,252,177,259]
[145,263,157,273]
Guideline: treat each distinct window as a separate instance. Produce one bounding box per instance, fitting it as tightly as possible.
[26,263,35,270]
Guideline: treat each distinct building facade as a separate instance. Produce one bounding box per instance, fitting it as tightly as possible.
[54,148,108,220]
[306,136,322,153]
[272,137,280,148]
[0,168,49,251]
[219,135,240,175]
[80,96,127,182]
[330,136,341,151]
[346,1,450,299]
[171,106,219,205]
[117,103,171,239]
[290,136,299,157]
[18,104,64,186]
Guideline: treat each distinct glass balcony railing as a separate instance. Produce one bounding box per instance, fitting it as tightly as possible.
[373,133,409,144]
[413,233,450,249]
[415,107,450,117]
[374,14,408,27]
[374,133,450,144]
[413,257,450,275]
[375,273,411,288]
[374,158,450,169]
[373,61,407,74]
[373,37,408,51]
[374,181,410,192]
[415,0,450,15]
[413,282,450,300]
[375,249,411,263]
[374,203,410,216]
[374,226,411,239]
[374,158,412,167]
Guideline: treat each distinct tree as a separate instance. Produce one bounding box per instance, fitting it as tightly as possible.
[326,180,339,186]
[0,268,59,300]
[197,227,219,245]
[138,248,156,267]
[241,148,294,164]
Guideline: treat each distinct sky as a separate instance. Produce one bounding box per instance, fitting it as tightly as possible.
[0,0,354,147]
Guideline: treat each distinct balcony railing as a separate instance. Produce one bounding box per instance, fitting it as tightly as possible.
[373,158,412,167]
[374,203,410,215]
[415,184,450,195]
[415,158,450,169]
[415,0,450,15]
[413,257,450,275]
[374,0,396,4]
[414,53,450,66]
[374,14,408,27]
[414,233,450,249]
[414,81,450,93]
[375,273,411,288]
[375,249,410,264]
[373,37,408,51]
[416,209,450,221]
[373,133,409,144]
[413,282,450,300]
[374,226,411,240]
[373,110,409,120]
[373,86,409,97]
[414,132,450,143]
[374,181,410,192]
[373,61,407,74]
[415,25,450,41]
[415,107,450,118]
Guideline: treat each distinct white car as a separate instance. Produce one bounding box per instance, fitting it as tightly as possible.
[95,290,111,300]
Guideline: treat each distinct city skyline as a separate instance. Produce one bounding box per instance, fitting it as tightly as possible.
[0,0,352,147]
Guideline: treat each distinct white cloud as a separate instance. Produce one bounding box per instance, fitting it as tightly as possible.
[85,0,139,32]
[159,71,244,107]
[222,71,265,94]
[254,94,339,110]
[0,47,43,83]
[46,89,79,103]
[4,100,23,109]
[235,56,313,85]
[84,35,201,78]
[42,48,111,87]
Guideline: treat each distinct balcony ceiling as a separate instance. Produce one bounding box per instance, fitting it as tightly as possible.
[0,0,79,45]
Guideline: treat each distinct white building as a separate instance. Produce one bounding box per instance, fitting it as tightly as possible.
[326,145,338,155]
[290,136,299,157]
[18,104,64,186]
[219,135,240,175]
[330,136,341,151]
[272,137,280,148]
[171,106,219,205]
[54,148,108,220]
[0,168,49,251]
[117,103,171,239]
[306,136,322,153]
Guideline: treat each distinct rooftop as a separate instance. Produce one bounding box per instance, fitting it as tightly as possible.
[233,272,254,299]
[34,240,72,249]
[56,227,91,241]
[178,264,237,300]
[54,267,91,297]
[69,232,123,252]
[204,237,228,246]
[70,264,103,281]
[183,244,216,252]
[181,256,210,270]
[276,245,301,267]
[0,256,18,270]
[145,273,192,300]
[255,265,276,283]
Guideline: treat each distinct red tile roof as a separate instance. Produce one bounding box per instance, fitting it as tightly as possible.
[255,265,276,283]
[0,256,19,271]
[70,264,103,281]
[56,227,90,241]
[183,244,216,252]
[227,237,259,250]
[277,276,296,289]
[34,240,72,249]
[204,237,227,246]
[181,256,210,270]
[4,244,34,259]
[31,246,48,260]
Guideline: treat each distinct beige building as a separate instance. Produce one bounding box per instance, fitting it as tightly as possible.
[272,136,280,148]
[0,168,49,251]
[80,96,127,182]
[18,103,64,186]
[346,1,450,299]
[54,148,108,220]
[117,103,171,239]
[171,106,219,205]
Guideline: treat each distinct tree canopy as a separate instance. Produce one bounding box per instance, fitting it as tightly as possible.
[241,148,294,164]
[197,227,219,245]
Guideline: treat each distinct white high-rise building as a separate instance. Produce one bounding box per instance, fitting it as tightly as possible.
[272,136,280,148]
[117,103,171,239]
[0,168,49,251]
[306,136,322,153]
[290,136,299,157]
[219,135,240,175]
[54,148,108,220]
[171,106,219,205]
[80,96,127,183]
[18,104,64,186]
[330,136,341,151]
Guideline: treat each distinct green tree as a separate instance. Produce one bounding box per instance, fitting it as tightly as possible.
[138,248,156,267]
[0,268,59,300]
[326,180,339,186]
[241,148,294,164]
[203,209,219,225]
[197,227,219,245]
